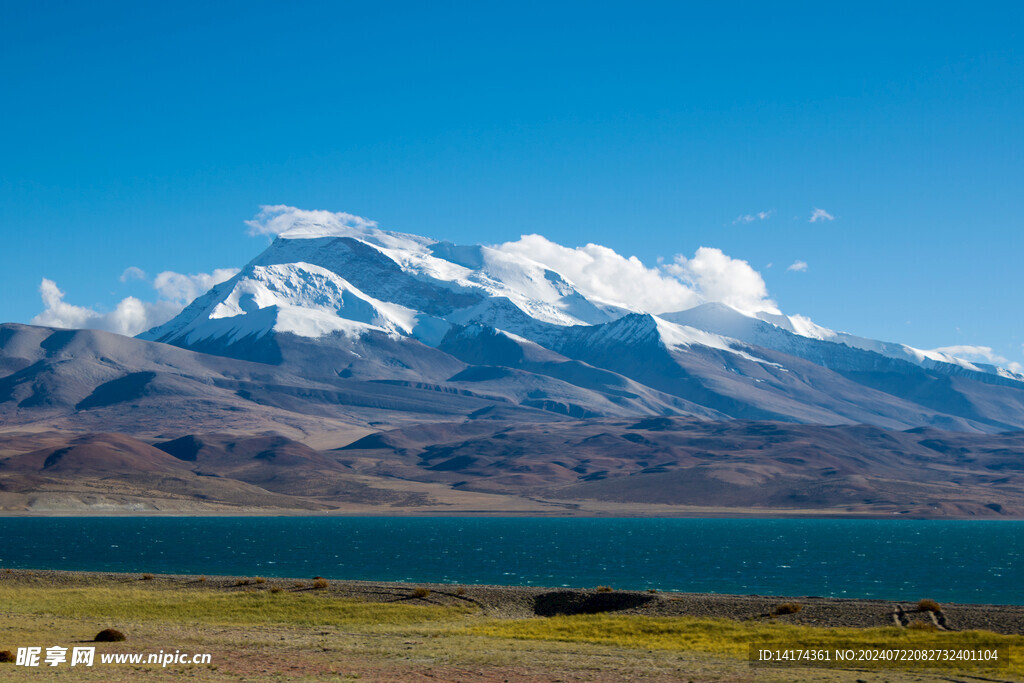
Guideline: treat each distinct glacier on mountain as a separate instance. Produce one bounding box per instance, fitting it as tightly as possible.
[141,208,1022,391]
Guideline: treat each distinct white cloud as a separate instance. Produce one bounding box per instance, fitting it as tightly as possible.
[119,266,147,282]
[497,235,703,313]
[31,268,238,338]
[668,248,779,314]
[809,208,834,223]
[153,268,239,303]
[933,345,1024,376]
[33,279,103,330]
[497,236,778,316]
[787,260,808,272]
[733,210,773,225]
[931,345,1008,365]
[246,204,377,238]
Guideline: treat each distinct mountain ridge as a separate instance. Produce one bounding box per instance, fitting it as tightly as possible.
[5,217,1024,515]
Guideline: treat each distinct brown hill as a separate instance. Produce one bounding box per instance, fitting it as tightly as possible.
[2,433,191,475]
[337,418,1024,516]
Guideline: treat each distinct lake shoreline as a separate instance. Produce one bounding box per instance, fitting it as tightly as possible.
[3,508,1023,519]
[4,568,1023,634]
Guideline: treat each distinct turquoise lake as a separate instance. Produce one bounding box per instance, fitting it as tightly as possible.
[0,517,1020,604]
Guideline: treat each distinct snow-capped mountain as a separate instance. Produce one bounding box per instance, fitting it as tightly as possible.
[137,214,1024,433]
[142,219,629,350]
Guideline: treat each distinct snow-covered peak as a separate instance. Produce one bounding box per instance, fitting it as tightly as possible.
[145,215,634,349]
[144,207,1021,384]
[142,262,451,347]
[651,315,781,366]
[666,302,1024,382]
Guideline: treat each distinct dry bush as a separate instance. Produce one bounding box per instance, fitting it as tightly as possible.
[94,628,126,642]
[197,576,207,583]
[254,577,267,584]
[917,599,941,612]
[409,587,431,598]
[312,577,329,589]
[0,650,15,663]
[140,573,154,581]
[455,586,466,596]
[270,586,283,594]
[234,578,251,586]
[773,602,803,615]
[595,586,613,593]
[293,581,305,589]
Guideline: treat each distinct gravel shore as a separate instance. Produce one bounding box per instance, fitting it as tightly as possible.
[5,568,1022,635]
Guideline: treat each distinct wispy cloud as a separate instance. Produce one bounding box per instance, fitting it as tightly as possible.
[31,268,238,337]
[932,344,1024,373]
[932,345,1007,364]
[809,208,834,223]
[119,266,147,282]
[787,260,808,272]
[732,210,774,225]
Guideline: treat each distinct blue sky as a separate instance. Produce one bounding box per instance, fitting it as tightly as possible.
[2,1,1022,365]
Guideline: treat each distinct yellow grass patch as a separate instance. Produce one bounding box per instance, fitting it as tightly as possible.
[0,585,472,628]
[467,614,1024,677]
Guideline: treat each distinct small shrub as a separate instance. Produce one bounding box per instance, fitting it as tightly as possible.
[254,577,267,584]
[646,588,658,593]
[917,599,941,613]
[312,577,329,589]
[595,586,613,593]
[455,586,466,596]
[270,586,283,594]
[293,581,305,589]
[409,587,431,598]
[773,602,803,615]
[0,650,15,663]
[94,628,126,642]
[141,573,154,581]
[3,568,12,574]
[234,578,251,586]
[908,620,939,631]
[197,576,207,583]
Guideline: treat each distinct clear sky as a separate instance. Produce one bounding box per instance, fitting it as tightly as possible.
[2,1,1022,366]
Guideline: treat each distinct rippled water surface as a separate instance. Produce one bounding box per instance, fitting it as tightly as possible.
[1,517,1021,604]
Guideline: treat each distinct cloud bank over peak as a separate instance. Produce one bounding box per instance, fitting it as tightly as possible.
[497,236,778,315]
[246,205,378,239]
